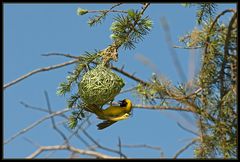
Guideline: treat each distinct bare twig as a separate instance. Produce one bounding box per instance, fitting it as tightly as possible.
[87,9,128,14]
[173,45,203,49]
[44,91,68,144]
[20,101,49,113]
[26,145,118,159]
[110,65,148,86]
[160,16,187,82]
[20,101,69,119]
[42,53,80,59]
[4,108,70,145]
[43,115,93,158]
[133,104,195,113]
[23,137,41,148]
[4,59,78,89]
[118,137,123,158]
[177,122,199,136]
[63,117,94,150]
[82,129,127,159]
[120,87,137,94]
[121,144,164,157]
[173,138,198,158]
[5,52,148,91]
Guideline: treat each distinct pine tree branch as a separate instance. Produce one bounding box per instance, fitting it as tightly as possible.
[204,9,236,56]
[220,12,237,98]
[113,3,151,49]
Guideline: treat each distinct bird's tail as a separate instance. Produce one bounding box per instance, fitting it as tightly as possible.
[97,120,117,130]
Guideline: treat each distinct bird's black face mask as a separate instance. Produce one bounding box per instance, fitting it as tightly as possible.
[118,100,127,107]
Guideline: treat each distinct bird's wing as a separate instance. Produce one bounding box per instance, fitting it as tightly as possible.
[97,120,117,130]
[102,106,126,117]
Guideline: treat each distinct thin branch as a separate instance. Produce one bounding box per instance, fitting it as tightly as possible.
[44,91,68,144]
[108,3,123,13]
[82,129,127,159]
[173,45,203,49]
[160,16,187,82]
[120,87,137,94]
[133,104,195,113]
[118,137,123,158]
[220,12,237,98]
[110,65,148,86]
[4,108,70,145]
[87,9,128,14]
[63,118,94,150]
[121,144,164,157]
[4,59,78,89]
[208,9,236,34]
[23,137,41,148]
[173,138,199,158]
[20,101,49,113]
[43,52,149,85]
[140,3,150,15]
[177,122,199,136]
[5,51,149,91]
[43,115,92,158]
[20,101,69,120]
[176,87,202,100]
[204,9,236,60]
[42,53,80,59]
[26,145,118,159]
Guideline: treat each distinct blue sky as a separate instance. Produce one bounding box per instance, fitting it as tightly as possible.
[3,3,236,158]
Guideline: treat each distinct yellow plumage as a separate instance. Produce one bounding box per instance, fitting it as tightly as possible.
[89,99,133,130]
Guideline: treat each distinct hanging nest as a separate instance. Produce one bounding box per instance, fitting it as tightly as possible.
[78,64,125,107]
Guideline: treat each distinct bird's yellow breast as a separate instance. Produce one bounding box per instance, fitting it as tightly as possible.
[95,99,133,122]
[104,113,130,121]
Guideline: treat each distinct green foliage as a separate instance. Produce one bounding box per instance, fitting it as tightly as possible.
[196,3,217,25]
[61,4,154,129]
[77,8,88,15]
[110,10,152,49]
[56,51,101,96]
[56,51,102,129]
[68,108,86,129]
[67,93,80,108]
[135,6,237,158]
[88,12,107,27]
[180,8,237,158]
[180,3,217,25]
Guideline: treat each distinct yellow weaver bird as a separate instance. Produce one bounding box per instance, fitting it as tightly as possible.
[87,99,133,130]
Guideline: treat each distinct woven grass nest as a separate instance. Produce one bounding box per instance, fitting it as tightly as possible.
[78,64,125,106]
